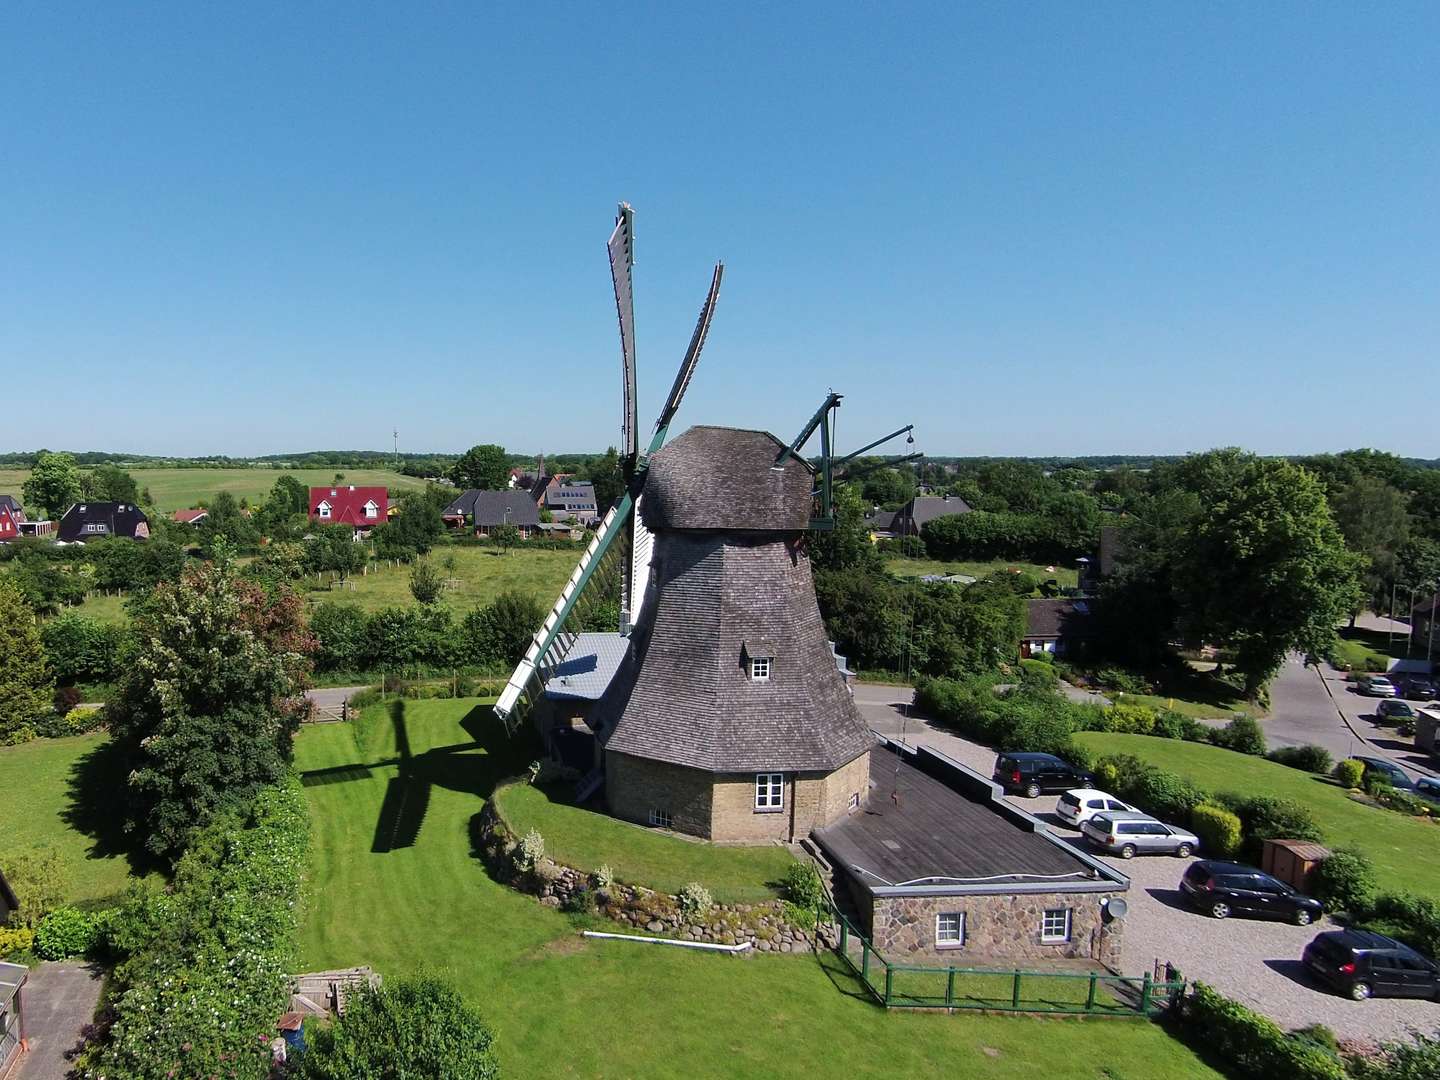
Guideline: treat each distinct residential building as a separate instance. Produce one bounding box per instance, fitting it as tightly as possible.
[172,508,209,525]
[1078,524,1130,594]
[816,739,1129,966]
[56,501,150,543]
[593,425,875,843]
[308,486,387,535]
[545,481,599,524]
[871,494,973,539]
[1022,598,1099,658]
[0,504,18,542]
[440,490,541,537]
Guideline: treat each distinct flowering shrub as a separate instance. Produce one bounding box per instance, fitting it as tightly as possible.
[515,828,546,873]
[678,882,712,919]
[592,863,616,893]
[78,775,308,1080]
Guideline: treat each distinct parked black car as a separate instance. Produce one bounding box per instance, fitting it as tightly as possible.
[992,752,1095,798]
[1403,676,1437,701]
[1179,860,1323,925]
[1354,756,1415,791]
[1376,699,1416,722]
[1303,928,1440,1001]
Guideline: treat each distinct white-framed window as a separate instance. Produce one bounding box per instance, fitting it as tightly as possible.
[318,501,332,519]
[754,772,784,811]
[750,657,771,681]
[1041,907,1072,943]
[648,808,673,829]
[848,791,861,811]
[364,501,378,518]
[936,912,965,947]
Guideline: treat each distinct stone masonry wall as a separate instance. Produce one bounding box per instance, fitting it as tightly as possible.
[870,890,1124,969]
[474,797,821,954]
[606,750,714,838]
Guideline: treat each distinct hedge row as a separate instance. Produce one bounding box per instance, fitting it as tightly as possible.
[79,776,308,1080]
[1177,983,1347,1080]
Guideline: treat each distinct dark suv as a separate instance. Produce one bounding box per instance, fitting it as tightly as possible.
[1303,928,1440,1001]
[1179,860,1323,925]
[992,753,1095,799]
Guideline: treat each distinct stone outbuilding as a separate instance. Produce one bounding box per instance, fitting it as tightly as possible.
[591,425,875,842]
[816,739,1130,968]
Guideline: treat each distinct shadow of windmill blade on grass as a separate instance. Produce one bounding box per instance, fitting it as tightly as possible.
[369,699,431,853]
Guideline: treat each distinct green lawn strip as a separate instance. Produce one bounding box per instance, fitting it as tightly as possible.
[0,467,428,514]
[884,556,1078,588]
[303,545,578,616]
[1073,732,1440,897]
[297,699,1220,1080]
[0,732,154,906]
[495,782,796,903]
[1108,691,1257,721]
[1330,630,1395,673]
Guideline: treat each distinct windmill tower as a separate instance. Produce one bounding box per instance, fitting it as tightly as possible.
[496,205,912,843]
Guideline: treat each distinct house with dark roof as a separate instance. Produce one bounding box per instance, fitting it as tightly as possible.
[1022,598,1099,658]
[816,739,1129,965]
[441,490,541,536]
[56,501,150,543]
[308,486,387,535]
[544,481,599,524]
[591,425,875,843]
[875,494,972,539]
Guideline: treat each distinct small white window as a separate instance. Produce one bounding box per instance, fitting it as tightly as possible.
[364,501,378,518]
[754,772,784,811]
[1041,908,1072,943]
[848,791,860,811]
[750,657,771,681]
[318,501,332,519]
[936,912,965,947]
[648,808,673,829]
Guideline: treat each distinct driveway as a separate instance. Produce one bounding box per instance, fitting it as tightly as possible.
[306,685,370,722]
[15,962,103,1080]
[1319,667,1437,780]
[849,682,1440,1041]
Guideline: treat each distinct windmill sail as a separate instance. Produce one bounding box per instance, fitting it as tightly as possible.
[609,204,638,464]
[657,263,723,431]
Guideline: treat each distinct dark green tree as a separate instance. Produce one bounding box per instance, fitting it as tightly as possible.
[22,450,83,518]
[198,491,260,552]
[579,445,624,510]
[409,560,444,606]
[299,976,498,1080]
[81,463,140,503]
[809,484,883,574]
[490,522,521,554]
[0,577,54,743]
[450,444,509,490]
[1330,474,1410,614]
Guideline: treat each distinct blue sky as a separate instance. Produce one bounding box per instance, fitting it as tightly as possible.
[2,4,1437,458]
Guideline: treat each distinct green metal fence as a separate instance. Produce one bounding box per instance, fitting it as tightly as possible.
[829,908,1183,1017]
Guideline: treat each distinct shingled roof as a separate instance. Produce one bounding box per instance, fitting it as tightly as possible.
[597,529,875,773]
[641,426,814,532]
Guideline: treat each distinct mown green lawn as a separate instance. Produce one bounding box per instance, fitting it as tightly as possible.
[1074,733,1440,897]
[296,699,1223,1080]
[496,782,797,902]
[303,543,578,617]
[0,466,429,514]
[884,556,1078,588]
[0,732,153,906]
[1107,690,1259,721]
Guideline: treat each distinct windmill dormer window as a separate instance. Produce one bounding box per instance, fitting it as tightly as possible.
[744,641,775,682]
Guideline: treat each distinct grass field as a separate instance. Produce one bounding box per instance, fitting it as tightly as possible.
[496,782,797,902]
[304,544,578,616]
[0,732,153,907]
[1074,732,1440,898]
[1331,627,1399,673]
[297,700,1222,1080]
[885,556,1079,588]
[0,467,428,514]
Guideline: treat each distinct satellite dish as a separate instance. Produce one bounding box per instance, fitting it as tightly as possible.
[1103,897,1128,921]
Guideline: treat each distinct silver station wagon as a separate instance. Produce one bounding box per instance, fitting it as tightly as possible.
[1081,811,1199,859]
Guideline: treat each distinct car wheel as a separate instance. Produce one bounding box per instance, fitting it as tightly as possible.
[1210,902,1230,919]
[1119,844,1137,859]
[1293,909,1314,927]
[1078,779,1094,789]
[1349,981,1372,1001]
[1175,843,1193,858]
[1025,783,1041,799]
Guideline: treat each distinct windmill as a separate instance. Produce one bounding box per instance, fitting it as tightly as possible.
[493,205,724,733]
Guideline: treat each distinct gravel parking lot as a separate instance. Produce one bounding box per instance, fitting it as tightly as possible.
[852,683,1440,1042]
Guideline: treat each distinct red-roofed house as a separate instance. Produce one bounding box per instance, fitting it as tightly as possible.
[309,485,388,536]
[173,508,209,525]
[0,502,19,541]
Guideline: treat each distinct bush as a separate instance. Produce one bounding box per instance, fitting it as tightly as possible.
[1017,659,1058,692]
[299,975,498,1080]
[1094,667,1150,695]
[1215,715,1267,756]
[782,862,826,914]
[1217,794,1323,859]
[781,901,818,930]
[1094,753,1146,795]
[1310,848,1375,913]
[1179,982,1347,1080]
[561,886,596,915]
[1361,893,1440,956]
[1190,802,1243,858]
[592,864,616,894]
[1347,1027,1440,1080]
[1127,768,1205,822]
[1266,744,1333,774]
[0,926,35,957]
[1372,785,1435,817]
[678,882,713,919]
[34,906,99,959]
[515,828,546,873]
[53,684,83,715]
[1105,703,1158,735]
[3,847,67,929]
[1332,758,1364,789]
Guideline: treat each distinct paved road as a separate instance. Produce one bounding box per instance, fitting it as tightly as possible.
[306,685,370,721]
[848,681,1440,1040]
[15,962,102,1080]
[1264,655,1369,760]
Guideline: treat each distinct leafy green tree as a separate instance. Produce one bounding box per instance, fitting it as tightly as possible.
[482,589,543,667]
[1331,474,1410,613]
[450,444,509,490]
[1398,537,1440,592]
[579,445,624,510]
[299,976,498,1080]
[40,612,126,685]
[310,602,369,672]
[0,577,54,743]
[491,522,521,554]
[81,463,140,503]
[860,467,915,510]
[107,549,314,860]
[22,450,83,518]
[309,524,369,584]
[374,485,448,560]
[409,560,444,606]
[809,484,883,574]
[198,491,260,552]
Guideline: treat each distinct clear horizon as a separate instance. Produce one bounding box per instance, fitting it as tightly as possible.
[3,5,1437,458]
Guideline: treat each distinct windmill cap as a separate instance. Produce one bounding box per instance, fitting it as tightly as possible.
[643,426,814,532]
